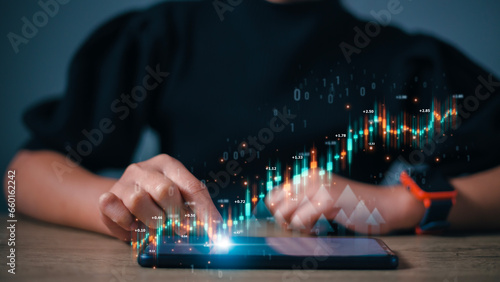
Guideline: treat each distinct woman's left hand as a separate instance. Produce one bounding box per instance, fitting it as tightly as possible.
[265,171,425,234]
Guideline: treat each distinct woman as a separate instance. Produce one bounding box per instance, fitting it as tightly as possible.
[6,0,500,241]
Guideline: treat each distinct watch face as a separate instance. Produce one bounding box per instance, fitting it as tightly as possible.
[411,169,455,192]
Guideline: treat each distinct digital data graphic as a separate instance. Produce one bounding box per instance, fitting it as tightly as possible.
[134,68,474,257]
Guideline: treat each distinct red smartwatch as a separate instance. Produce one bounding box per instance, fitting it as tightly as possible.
[400,169,457,234]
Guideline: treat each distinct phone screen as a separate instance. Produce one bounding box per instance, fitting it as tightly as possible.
[138,236,398,269]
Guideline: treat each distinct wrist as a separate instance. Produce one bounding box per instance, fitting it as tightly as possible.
[391,185,426,231]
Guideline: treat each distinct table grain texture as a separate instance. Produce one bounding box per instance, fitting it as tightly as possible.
[1,216,499,282]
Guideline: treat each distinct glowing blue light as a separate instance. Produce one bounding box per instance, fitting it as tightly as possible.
[266,181,273,191]
[326,162,333,171]
[215,238,231,249]
[301,168,308,177]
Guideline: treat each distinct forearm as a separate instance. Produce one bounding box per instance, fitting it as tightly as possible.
[328,165,500,233]
[326,174,425,232]
[4,150,116,235]
[448,165,500,231]
[394,165,500,232]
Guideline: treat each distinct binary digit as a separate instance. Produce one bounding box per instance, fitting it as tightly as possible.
[303,120,307,128]
[233,151,239,160]
[291,123,295,132]
[223,152,229,161]
[336,76,340,85]
[371,82,376,90]
[294,88,301,101]
[304,91,310,100]
[345,88,349,96]
[328,94,334,104]
[323,78,327,87]
[360,87,366,96]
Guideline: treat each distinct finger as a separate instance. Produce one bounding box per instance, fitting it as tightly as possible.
[140,171,190,217]
[145,177,189,236]
[141,155,222,226]
[99,211,133,242]
[309,188,341,220]
[303,176,324,200]
[99,192,138,231]
[289,194,337,232]
[182,180,222,235]
[121,184,165,229]
[175,217,191,236]
[265,188,286,214]
[289,183,351,232]
[121,164,191,228]
[273,192,303,223]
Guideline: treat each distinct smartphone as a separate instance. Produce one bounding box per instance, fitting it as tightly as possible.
[138,236,398,269]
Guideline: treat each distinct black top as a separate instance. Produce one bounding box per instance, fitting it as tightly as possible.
[23,0,500,198]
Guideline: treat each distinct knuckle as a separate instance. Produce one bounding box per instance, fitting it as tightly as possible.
[149,174,173,198]
[124,163,142,177]
[127,189,145,209]
[156,153,174,163]
[185,181,206,197]
[98,192,115,211]
[186,180,200,190]
[154,182,171,200]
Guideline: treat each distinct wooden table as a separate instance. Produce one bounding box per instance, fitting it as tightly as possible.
[1,216,499,281]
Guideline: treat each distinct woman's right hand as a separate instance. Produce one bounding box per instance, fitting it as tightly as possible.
[98,154,221,241]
